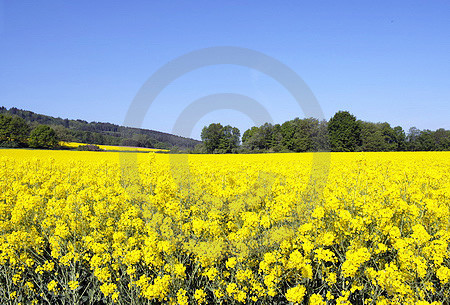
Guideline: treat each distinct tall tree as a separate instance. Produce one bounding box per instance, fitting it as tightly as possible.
[242,126,264,150]
[242,127,254,149]
[393,126,407,151]
[312,120,329,151]
[328,111,361,152]
[201,123,240,153]
[219,125,240,152]
[417,130,435,151]
[0,114,30,147]
[359,122,397,151]
[270,124,284,152]
[29,125,59,149]
[201,123,224,153]
[289,118,312,152]
[433,128,450,150]
[407,127,422,151]
[242,123,274,151]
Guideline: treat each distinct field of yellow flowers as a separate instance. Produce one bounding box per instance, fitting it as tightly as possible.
[0,149,449,305]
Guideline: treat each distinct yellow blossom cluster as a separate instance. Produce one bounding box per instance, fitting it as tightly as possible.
[0,149,449,304]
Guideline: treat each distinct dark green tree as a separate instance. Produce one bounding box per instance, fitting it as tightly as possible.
[270,124,284,152]
[379,123,397,151]
[201,123,240,153]
[359,122,397,151]
[280,120,296,151]
[291,118,321,152]
[242,124,273,151]
[242,126,262,150]
[29,125,59,149]
[359,121,380,151]
[407,127,422,151]
[433,128,450,150]
[52,125,75,142]
[312,120,329,151]
[201,123,224,153]
[393,126,407,151]
[0,114,30,147]
[328,111,361,152]
[417,130,435,151]
[244,118,329,153]
[218,125,240,153]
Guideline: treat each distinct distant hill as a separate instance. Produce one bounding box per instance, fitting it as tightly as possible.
[0,106,201,150]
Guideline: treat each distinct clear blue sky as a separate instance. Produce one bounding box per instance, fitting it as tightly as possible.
[1,1,449,140]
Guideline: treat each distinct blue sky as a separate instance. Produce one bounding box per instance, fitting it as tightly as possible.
[0,1,449,140]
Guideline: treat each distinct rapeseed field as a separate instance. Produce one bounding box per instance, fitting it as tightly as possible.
[0,150,448,304]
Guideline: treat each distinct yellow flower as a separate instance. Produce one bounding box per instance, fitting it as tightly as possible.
[68,280,79,291]
[47,280,58,293]
[226,257,237,269]
[286,285,306,303]
[100,283,117,297]
[203,267,218,281]
[314,248,337,263]
[326,291,334,300]
[10,291,17,300]
[436,266,450,284]
[174,263,186,278]
[194,289,207,304]
[1,148,449,304]
[341,247,371,277]
[326,272,337,284]
[309,293,326,305]
[226,283,238,296]
[312,206,325,219]
[177,288,189,305]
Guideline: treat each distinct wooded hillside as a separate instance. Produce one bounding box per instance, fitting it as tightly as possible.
[0,107,201,149]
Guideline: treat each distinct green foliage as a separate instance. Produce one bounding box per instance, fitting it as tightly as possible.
[359,121,398,151]
[242,119,329,153]
[240,113,449,154]
[201,123,223,153]
[201,123,240,153]
[2,106,449,153]
[29,125,59,149]
[218,125,240,152]
[404,127,450,151]
[191,143,207,154]
[393,126,407,151]
[416,130,436,151]
[0,114,30,147]
[242,124,271,151]
[0,107,199,150]
[328,111,361,152]
[433,128,450,150]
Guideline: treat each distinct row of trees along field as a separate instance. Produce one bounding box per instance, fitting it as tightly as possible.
[199,111,450,153]
[0,114,58,148]
[2,109,449,153]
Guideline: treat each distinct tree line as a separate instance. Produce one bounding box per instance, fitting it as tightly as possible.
[198,111,450,153]
[0,114,59,148]
[0,107,201,150]
[2,107,448,153]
